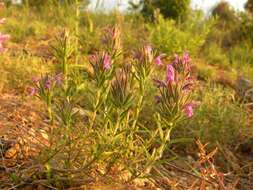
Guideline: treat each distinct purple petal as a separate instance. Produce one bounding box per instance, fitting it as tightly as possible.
[166,64,175,83]
[103,53,111,70]
[183,52,191,64]
[184,104,194,118]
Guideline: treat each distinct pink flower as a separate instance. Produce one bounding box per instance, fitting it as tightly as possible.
[155,54,166,66]
[166,64,175,83]
[44,79,52,90]
[0,18,6,24]
[0,34,10,43]
[183,52,190,64]
[155,56,162,65]
[144,45,152,55]
[32,76,40,85]
[54,73,63,86]
[28,87,37,96]
[184,104,193,118]
[144,45,153,62]
[103,53,111,70]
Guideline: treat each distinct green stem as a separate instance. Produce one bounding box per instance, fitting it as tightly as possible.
[131,80,145,129]
[157,127,172,160]
[75,0,80,65]
[90,89,102,128]
[47,103,53,125]
[113,110,121,135]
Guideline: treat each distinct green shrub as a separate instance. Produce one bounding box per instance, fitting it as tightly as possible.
[195,61,217,81]
[245,0,253,14]
[229,45,253,66]
[0,53,52,92]
[203,43,230,68]
[180,84,249,147]
[3,19,46,42]
[23,0,88,8]
[148,12,214,56]
[135,0,190,21]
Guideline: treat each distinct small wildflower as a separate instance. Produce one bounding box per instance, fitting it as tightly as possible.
[0,34,10,43]
[32,76,40,84]
[0,18,6,24]
[28,87,37,96]
[155,54,164,66]
[103,53,111,70]
[166,64,175,83]
[144,45,152,55]
[184,104,194,118]
[44,79,52,90]
[54,73,63,86]
[144,45,153,62]
[183,52,190,64]
[173,54,179,64]
[155,56,162,65]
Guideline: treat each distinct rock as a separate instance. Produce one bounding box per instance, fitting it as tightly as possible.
[235,77,252,99]
[238,138,253,156]
[245,88,253,103]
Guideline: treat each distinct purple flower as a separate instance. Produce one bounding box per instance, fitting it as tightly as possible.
[28,87,37,96]
[103,53,111,70]
[173,54,179,64]
[44,79,52,90]
[32,76,40,84]
[155,56,162,65]
[0,34,10,43]
[183,52,190,64]
[144,45,152,55]
[0,18,6,24]
[144,45,153,62]
[54,73,63,86]
[184,104,193,118]
[166,64,175,83]
[155,54,166,66]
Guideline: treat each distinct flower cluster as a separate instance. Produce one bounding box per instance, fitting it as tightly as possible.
[133,45,156,83]
[28,73,63,96]
[0,18,10,53]
[102,26,121,56]
[154,53,196,124]
[110,65,133,110]
[88,51,113,87]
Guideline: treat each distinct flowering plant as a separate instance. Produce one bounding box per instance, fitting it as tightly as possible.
[155,53,195,120]
[153,53,196,159]
[0,18,10,53]
[26,27,198,187]
[29,74,63,123]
